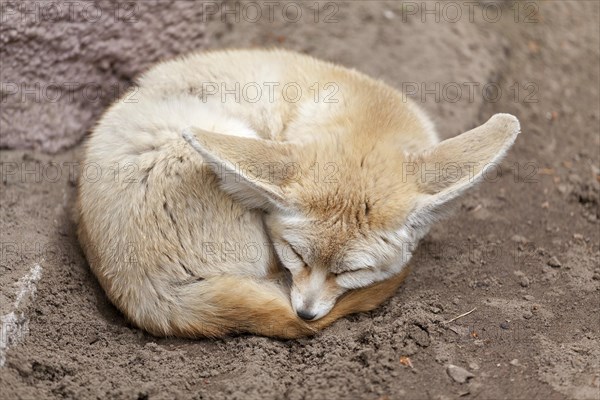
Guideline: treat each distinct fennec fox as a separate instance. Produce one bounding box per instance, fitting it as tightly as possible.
[77,49,520,338]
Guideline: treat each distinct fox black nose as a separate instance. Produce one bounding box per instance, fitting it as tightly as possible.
[297,309,317,321]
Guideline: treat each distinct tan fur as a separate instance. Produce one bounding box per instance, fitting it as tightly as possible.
[77,49,520,338]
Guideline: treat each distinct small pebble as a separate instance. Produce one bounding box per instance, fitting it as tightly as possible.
[568,173,582,184]
[520,277,530,287]
[509,359,521,366]
[523,295,535,301]
[548,256,562,268]
[468,362,480,371]
[500,322,510,330]
[447,364,474,383]
[557,184,568,194]
[383,10,395,19]
[511,234,528,244]
[523,311,533,319]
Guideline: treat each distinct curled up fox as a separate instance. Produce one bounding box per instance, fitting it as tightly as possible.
[77,49,520,338]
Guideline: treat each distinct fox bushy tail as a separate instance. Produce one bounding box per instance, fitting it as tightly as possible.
[130,268,411,339]
[165,275,314,338]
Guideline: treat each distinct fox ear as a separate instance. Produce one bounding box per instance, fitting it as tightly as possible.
[407,113,520,225]
[182,127,297,210]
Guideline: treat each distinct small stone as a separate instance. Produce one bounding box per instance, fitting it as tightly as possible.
[548,256,562,268]
[542,265,554,274]
[523,311,533,319]
[447,326,462,335]
[468,362,480,371]
[383,9,395,19]
[523,295,535,301]
[573,233,584,240]
[568,173,582,184]
[511,234,528,244]
[520,277,530,287]
[447,364,474,383]
[557,184,568,194]
[509,359,521,366]
[500,322,510,330]
[145,342,159,351]
[452,297,460,305]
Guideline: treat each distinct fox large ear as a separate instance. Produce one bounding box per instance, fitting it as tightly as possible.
[407,113,520,226]
[182,127,297,210]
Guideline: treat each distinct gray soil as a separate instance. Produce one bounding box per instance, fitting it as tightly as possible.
[1,1,599,399]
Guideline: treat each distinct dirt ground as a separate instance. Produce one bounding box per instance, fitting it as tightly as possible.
[1,1,599,399]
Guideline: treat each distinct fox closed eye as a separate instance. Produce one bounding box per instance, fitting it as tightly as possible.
[289,246,307,265]
[332,265,375,277]
[280,240,309,269]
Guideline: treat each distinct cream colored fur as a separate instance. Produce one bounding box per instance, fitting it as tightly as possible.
[77,49,520,338]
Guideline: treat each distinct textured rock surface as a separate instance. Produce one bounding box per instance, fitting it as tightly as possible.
[1,0,208,152]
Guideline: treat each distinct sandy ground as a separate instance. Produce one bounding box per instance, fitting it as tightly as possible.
[1,1,599,399]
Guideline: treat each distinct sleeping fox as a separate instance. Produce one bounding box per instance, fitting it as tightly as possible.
[77,49,520,338]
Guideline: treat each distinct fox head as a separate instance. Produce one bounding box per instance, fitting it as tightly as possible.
[183,113,520,321]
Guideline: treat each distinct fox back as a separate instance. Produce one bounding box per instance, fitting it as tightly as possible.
[77,49,520,338]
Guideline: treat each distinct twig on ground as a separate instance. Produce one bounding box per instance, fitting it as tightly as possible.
[443,307,477,324]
